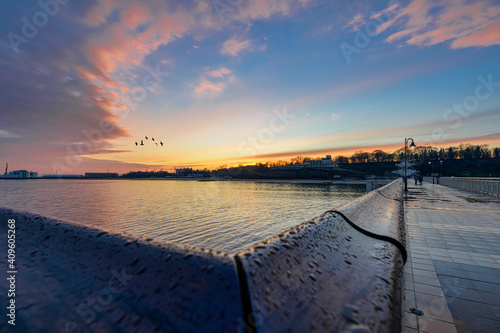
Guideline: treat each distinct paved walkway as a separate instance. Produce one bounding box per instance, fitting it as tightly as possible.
[401,182,500,333]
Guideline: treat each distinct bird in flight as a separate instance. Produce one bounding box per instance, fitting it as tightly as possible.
[136,137,165,148]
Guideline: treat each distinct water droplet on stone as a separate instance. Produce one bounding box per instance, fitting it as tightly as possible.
[343,304,359,323]
[347,324,371,333]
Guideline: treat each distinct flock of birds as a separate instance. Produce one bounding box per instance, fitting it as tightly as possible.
[135,136,165,147]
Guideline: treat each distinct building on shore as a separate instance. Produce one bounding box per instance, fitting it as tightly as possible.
[42,174,83,179]
[175,168,193,176]
[85,172,119,178]
[272,155,339,169]
[187,173,204,178]
[304,155,338,168]
[2,170,38,179]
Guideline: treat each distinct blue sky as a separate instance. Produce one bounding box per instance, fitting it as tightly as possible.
[1,0,499,173]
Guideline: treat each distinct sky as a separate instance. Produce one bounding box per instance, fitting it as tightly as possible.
[1,0,500,174]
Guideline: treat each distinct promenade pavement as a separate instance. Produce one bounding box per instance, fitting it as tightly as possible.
[401,182,500,333]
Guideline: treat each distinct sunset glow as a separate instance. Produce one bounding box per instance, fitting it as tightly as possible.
[1,0,500,174]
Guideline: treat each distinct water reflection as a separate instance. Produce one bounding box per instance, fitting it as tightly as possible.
[0,180,364,253]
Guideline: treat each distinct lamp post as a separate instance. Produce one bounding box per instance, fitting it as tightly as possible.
[439,160,443,183]
[429,161,435,184]
[404,138,416,192]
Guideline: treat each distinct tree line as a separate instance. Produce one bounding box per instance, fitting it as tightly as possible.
[344,144,499,164]
[248,144,500,167]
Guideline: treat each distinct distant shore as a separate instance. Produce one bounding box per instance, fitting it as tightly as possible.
[0,177,366,184]
[225,178,366,184]
[127,178,367,185]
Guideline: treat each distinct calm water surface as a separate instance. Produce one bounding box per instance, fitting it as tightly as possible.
[0,179,364,253]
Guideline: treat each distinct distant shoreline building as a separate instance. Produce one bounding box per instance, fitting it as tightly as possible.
[2,170,38,179]
[304,155,338,168]
[187,173,204,178]
[42,174,83,179]
[272,155,338,169]
[175,168,193,176]
[85,172,119,178]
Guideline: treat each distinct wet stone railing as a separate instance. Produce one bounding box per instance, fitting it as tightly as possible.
[365,177,398,192]
[0,179,406,333]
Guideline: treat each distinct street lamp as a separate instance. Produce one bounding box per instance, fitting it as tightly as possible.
[404,138,416,192]
[439,160,443,183]
[429,161,435,184]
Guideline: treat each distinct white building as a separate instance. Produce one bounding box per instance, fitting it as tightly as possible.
[304,155,338,168]
[2,170,38,179]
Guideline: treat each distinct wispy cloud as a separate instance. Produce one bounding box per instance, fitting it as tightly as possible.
[191,67,235,99]
[191,78,225,98]
[220,37,254,56]
[0,129,21,138]
[451,21,500,49]
[376,0,500,49]
[210,66,232,78]
[344,13,365,32]
[120,4,150,30]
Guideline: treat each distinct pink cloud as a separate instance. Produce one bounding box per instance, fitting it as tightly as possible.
[452,21,500,49]
[82,2,194,77]
[191,67,235,99]
[220,37,253,56]
[345,13,365,32]
[74,0,310,145]
[192,79,225,98]
[121,4,150,30]
[331,114,340,121]
[80,0,309,102]
[375,0,432,36]
[77,5,196,121]
[210,67,232,78]
[378,0,500,49]
[385,27,418,43]
[85,0,117,27]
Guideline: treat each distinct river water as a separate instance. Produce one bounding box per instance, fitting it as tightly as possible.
[0,179,364,253]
